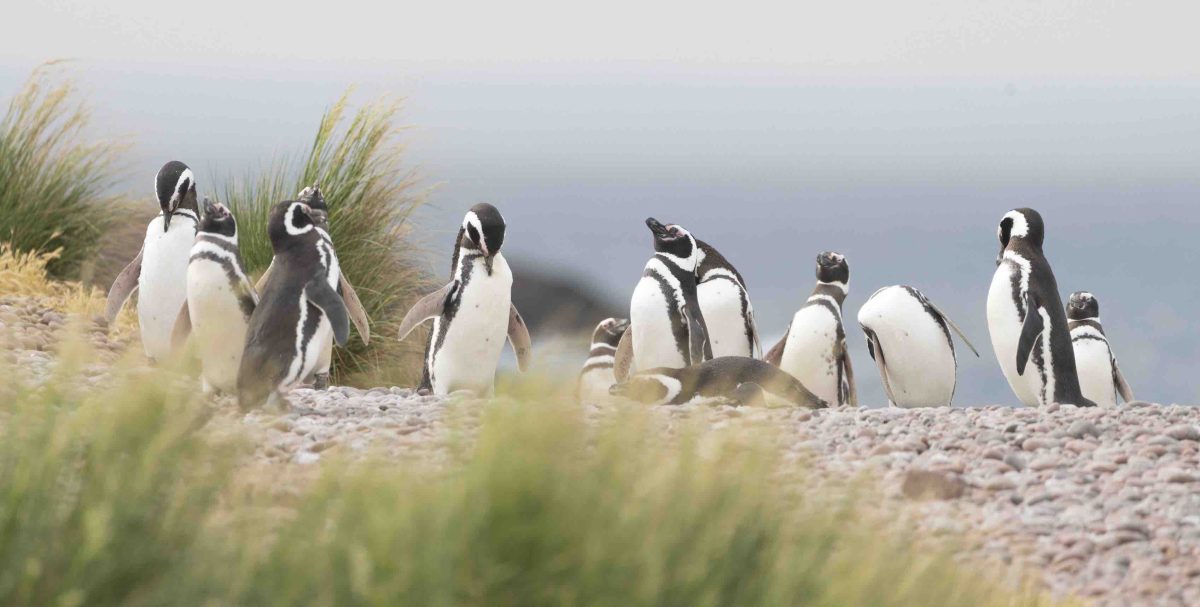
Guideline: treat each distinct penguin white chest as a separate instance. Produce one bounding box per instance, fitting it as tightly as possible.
[697,278,752,358]
[578,366,617,403]
[630,267,688,371]
[186,256,250,393]
[858,288,957,407]
[430,254,513,395]
[986,258,1040,407]
[138,216,194,361]
[310,237,341,375]
[779,304,842,406]
[1072,330,1117,407]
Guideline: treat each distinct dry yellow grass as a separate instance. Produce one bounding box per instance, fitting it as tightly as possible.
[0,243,134,331]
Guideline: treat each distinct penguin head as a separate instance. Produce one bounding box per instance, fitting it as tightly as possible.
[297,183,329,228]
[815,251,849,286]
[1066,291,1100,320]
[592,317,630,347]
[155,161,197,232]
[268,200,325,251]
[198,198,237,239]
[997,208,1045,261]
[462,203,506,258]
[609,372,675,405]
[645,218,698,266]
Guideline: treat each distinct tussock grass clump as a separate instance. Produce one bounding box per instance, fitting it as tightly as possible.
[0,64,122,278]
[222,93,427,385]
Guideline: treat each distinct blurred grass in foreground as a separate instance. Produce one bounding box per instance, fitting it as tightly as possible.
[221,92,428,387]
[0,339,1063,606]
[0,63,123,279]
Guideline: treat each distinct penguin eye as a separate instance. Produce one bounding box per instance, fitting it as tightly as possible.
[467,224,480,245]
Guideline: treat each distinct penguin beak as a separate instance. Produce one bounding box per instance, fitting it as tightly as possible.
[613,319,630,333]
[645,218,669,238]
[162,209,172,232]
[200,197,216,218]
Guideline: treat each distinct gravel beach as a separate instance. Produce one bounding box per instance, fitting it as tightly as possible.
[4,294,1199,606]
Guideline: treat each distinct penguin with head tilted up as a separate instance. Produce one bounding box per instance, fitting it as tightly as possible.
[695,240,761,358]
[765,252,856,406]
[610,357,827,409]
[254,184,370,389]
[238,200,350,410]
[397,203,533,396]
[170,198,258,395]
[1066,291,1134,407]
[987,208,1095,407]
[106,161,200,362]
[577,317,629,403]
[613,218,712,380]
[857,285,980,407]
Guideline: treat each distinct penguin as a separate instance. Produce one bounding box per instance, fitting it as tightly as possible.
[986,208,1095,407]
[170,198,258,394]
[695,240,761,358]
[237,200,350,410]
[105,161,200,362]
[764,252,856,406]
[613,218,712,380]
[254,184,370,389]
[857,285,980,407]
[397,203,533,396]
[1066,291,1134,407]
[609,356,827,409]
[577,317,629,403]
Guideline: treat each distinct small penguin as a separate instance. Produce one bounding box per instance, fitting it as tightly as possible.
[1066,291,1134,407]
[613,218,712,380]
[238,201,350,410]
[987,208,1095,407]
[609,356,827,409]
[695,240,761,358]
[255,184,370,389]
[171,198,257,394]
[765,252,856,406]
[397,203,533,396]
[577,317,630,403]
[105,161,200,362]
[857,285,980,407]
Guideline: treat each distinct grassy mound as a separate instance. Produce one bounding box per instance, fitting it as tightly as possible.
[0,64,122,279]
[221,93,428,386]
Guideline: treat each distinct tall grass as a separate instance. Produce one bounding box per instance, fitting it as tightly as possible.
[0,345,1062,606]
[222,93,427,385]
[0,63,122,278]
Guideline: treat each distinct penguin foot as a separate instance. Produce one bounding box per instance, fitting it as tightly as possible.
[312,373,330,391]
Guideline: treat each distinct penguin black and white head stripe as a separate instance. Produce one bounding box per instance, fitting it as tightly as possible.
[814,251,849,304]
[695,240,760,359]
[1066,291,1134,407]
[190,198,255,317]
[455,203,506,275]
[987,208,1095,407]
[269,199,326,250]
[646,217,696,266]
[609,357,827,409]
[577,317,630,403]
[155,160,198,233]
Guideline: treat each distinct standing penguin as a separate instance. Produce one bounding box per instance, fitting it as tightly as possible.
[987,208,1095,407]
[577,317,629,403]
[238,201,350,410]
[764,252,856,406]
[613,218,712,380]
[105,161,200,362]
[695,240,761,358]
[397,203,533,396]
[171,198,257,394]
[857,286,979,407]
[609,357,827,409]
[255,184,370,389]
[1066,291,1134,407]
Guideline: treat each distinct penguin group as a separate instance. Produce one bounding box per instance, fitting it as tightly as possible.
[597,208,1134,410]
[106,161,1134,411]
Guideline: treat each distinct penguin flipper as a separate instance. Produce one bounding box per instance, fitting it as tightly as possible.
[171,302,191,350]
[338,274,371,346]
[924,299,980,357]
[763,323,790,366]
[306,277,351,347]
[398,281,459,341]
[682,303,708,365]
[507,304,533,372]
[865,331,897,406]
[1016,292,1044,376]
[613,329,634,381]
[839,340,858,406]
[104,247,143,325]
[748,310,764,360]
[1114,362,1135,403]
[255,259,275,293]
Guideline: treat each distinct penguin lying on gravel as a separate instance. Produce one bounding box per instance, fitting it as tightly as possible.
[610,357,828,408]
[577,317,629,403]
[1066,291,1134,407]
